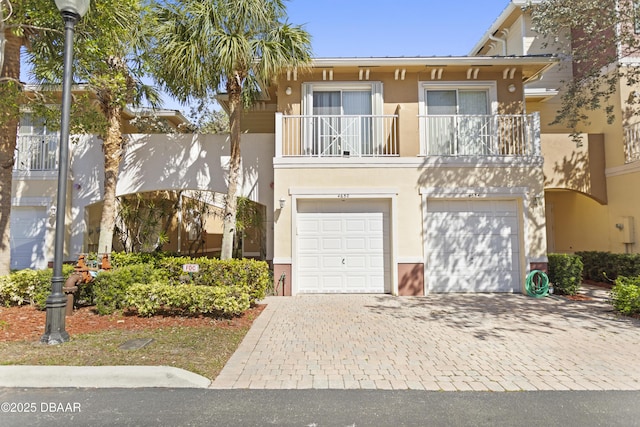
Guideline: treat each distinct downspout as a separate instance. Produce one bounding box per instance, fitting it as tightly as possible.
[488,29,509,56]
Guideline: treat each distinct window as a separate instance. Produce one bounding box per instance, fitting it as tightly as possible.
[302,82,383,156]
[420,82,497,156]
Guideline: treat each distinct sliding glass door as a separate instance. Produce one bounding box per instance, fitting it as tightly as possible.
[313,90,372,156]
[425,89,490,155]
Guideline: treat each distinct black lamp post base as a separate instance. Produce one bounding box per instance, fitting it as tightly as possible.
[40,293,69,345]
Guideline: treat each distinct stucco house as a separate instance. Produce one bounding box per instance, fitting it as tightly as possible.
[471,0,640,256]
[12,54,555,298]
[268,56,555,295]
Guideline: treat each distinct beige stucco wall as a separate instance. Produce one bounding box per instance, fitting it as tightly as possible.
[273,161,548,293]
[542,133,607,204]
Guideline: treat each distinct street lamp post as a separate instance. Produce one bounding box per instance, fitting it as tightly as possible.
[41,0,90,345]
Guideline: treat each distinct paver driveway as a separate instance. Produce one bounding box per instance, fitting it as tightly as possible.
[212,289,640,390]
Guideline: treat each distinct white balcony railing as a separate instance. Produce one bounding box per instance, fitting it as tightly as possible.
[14,134,59,171]
[278,114,399,157]
[624,122,640,163]
[419,114,539,157]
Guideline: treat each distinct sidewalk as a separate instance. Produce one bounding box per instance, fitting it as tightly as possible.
[0,365,211,388]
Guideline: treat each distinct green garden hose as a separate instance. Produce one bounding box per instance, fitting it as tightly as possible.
[526,270,549,298]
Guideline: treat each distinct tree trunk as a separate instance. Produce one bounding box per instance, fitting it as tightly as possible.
[0,31,22,275]
[220,79,243,260]
[97,104,123,255]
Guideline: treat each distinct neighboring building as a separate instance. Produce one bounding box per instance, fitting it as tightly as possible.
[12,98,274,270]
[471,1,639,255]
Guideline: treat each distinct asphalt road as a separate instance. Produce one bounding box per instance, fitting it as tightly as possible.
[1,389,639,426]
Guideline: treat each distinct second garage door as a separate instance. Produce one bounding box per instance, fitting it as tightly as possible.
[425,199,521,293]
[10,206,48,270]
[297,199,390,293]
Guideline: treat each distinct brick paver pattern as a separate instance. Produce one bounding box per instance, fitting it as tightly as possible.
[211,290,640,391]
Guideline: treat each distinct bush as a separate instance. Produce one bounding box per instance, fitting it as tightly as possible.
[125,282,251,317]
[576,251,640,283]
[0,266,75,309]
[548,253,583,295]
[159,257,270,303]
[109,251,173,269]
[93,264,169,315]
[611,276,640,316]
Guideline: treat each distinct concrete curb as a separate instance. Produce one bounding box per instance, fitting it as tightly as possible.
[0,366,211,389]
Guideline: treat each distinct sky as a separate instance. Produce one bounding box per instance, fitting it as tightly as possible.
[284,0,510,57]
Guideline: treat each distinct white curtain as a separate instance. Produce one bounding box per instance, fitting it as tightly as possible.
[426,90,456,155]
[458,91,490,155]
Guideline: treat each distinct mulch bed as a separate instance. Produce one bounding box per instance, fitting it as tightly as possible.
[0,304,265,343]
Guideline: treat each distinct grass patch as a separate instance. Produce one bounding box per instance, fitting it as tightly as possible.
[0,325,249,380]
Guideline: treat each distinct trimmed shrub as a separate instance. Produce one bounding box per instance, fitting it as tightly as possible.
[109,251,173,269]
[575,251,640,283]
[0,265,75,309]
[93,264,169,315]
[159,257,270,303]
[125,282,251,317]
[611,276,640,316]
[548,253,583,295]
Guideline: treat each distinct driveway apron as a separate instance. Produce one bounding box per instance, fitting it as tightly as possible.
[211,291,640,390]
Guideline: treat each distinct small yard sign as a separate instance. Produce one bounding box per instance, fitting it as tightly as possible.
[182,263,200,273]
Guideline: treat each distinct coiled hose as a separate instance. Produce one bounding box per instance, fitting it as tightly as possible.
[525,270,549,298]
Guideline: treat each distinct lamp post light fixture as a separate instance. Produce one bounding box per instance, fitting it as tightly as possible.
[41,0,90,345]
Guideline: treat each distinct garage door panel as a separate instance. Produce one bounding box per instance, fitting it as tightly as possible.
[345,219,367,232]
[321,219,342,233]
[429,272,516,292]
[321,238,343,251]
[10,207,48,270]
[299,255,320,269]
[346,238,366,250]
[426,199,520,293]
[297,200,389,294]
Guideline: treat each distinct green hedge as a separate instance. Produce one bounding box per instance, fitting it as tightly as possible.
[93,257,269,315]
[575,251,640,283]
[611,276,640,316]
[0,265,75,309]
[125,282,251,317]
[93,264,169,315]
[547,253,583,295]
[159,257,270,302]
[109,251,173,269]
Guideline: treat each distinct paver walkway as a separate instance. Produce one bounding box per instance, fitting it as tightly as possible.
[211,287,640,390]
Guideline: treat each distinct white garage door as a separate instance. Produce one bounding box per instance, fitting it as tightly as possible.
[297,199,390,293]
[425,199,520,293]
[10,206,48,270]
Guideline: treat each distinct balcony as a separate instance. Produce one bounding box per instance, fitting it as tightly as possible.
[277,114,399,157]
[276,112,540,159]
[14,134,59,171]
[419,114,539,157]
[624,121,640,163]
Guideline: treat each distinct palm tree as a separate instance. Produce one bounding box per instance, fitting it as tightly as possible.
[27,0,160,256]
[151,0,312,259]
